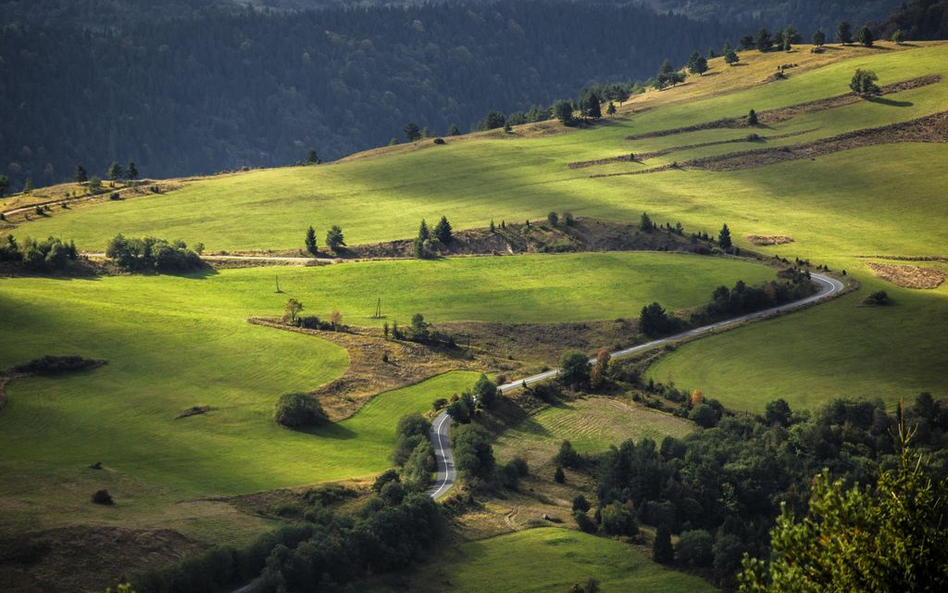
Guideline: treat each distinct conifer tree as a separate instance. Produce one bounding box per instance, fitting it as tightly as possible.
[837,21,853,44]
[718,223,732,250]
[434,216,452,243]
[305,225,318,255]
[74,164,88,183]
[126,161,139,180]
[107,161,122,181]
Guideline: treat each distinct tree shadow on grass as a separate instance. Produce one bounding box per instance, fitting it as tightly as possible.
[296,421,358,440]
[866,97,914,108]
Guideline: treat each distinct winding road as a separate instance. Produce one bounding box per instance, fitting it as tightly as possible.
[427,273,845,499]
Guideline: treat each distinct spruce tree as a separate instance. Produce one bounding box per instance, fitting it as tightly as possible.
[718,223,732,250]
[747,109,759,125]
[404,122,421,142]
[606,102,616,115]
[74,164,88,183]
[305,225,318,255]
[813,29,826,47]
[837,21,853,44]
[724,49,740,66]
[434,215,452,243]
[585,93,602,119]
[107,161,122,181]
[126,161,138,180]
[417,219,430,241]
[325,225,345,253]
[756,28,773,52]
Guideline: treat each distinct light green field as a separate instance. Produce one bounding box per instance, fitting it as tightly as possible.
[495,397,693,464]
[371,527,716,593]
[0,252,766,537]
[6,44,947,414]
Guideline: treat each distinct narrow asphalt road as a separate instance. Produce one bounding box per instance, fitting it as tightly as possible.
[230,273,844,593]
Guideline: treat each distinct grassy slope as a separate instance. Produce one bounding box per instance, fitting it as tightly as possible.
[495,397,694,464]
[0,253,766,537]
[12,42,939,410]
[372,527,716,593]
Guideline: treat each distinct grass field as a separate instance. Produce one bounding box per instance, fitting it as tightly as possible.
[5,44,947,414]
[370,527,716,593]
[0,252,764,538]
[495,397,693,464]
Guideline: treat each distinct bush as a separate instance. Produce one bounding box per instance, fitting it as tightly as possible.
[863,290,890,306]
[572,495,591,512]
[92,489,114,505]
[676,529,713,567]
[274,392,328,428]
[689,403,720,428]
[600,501,638,536]
[574,511,598,533]
[432,397,448,410]
[554,466,566,483]
[372,469,401,493]
[14,355,100,375]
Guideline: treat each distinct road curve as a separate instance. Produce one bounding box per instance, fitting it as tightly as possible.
[427,412,456,500]
[497,273,844,393]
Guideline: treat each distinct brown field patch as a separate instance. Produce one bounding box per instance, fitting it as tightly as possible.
[866,262,947,289]
[248,318,485,420]
[747,235,794,246]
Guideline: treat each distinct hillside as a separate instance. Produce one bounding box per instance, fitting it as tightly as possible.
[2,37,948,592]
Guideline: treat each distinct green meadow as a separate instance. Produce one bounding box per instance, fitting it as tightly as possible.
[0,252,765,536]
[372,527,717,593]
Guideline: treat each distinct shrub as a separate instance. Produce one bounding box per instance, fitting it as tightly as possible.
[432,397,448,410]
[572,495,591,512]
[574,511,597,534]
[554,466,566,483]
[863,290,890,306]
[372,469,401,493]
[676,529,713,567]
[92,489,114,505]
[274,392,328,428]
[433,137,445,145]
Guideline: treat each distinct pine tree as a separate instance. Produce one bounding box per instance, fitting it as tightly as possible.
[305,225,318,255]
[448,124,460,136]
[107,161,122,181]
[689,55,708,76]
[747,109,759,125]
[640,212,654,232]
[126,161,139,180]
[417,219,430,241]
[23,178,33,194]
[74,164,88,183]
[606,101,616,115]
[325,225,345,253]
[404,122,421,142]
[305,149,320,164]
[489,219,495,232]
[813,29,826,47]
[722,40,732,55]
[0,175,8,197]
[585,93,602,119]
[434,216,453,243]
[725,49,740,66]
[718,223,732,250]
[756,28,773,52]
[837,21,853,44]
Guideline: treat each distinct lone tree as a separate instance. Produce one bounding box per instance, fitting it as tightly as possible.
[850,69,880,96]
[126,161,138,181]
[554,100,576,126]
[718,223,732,249]
[813,29,827,47]
[305,149,320,164]
[282,298,304,325]
[305,225,318,255]
[606,101,616,115]
[107,161,122,181]
[747,108,759,125]
[858,25,875,47]
[74,164,88,183]
[23,178,33,194]
[404,122,421,142]
[448,124,461,136]
[547,211,559,226]
[559,350,590,388]
[892,29,904,45]
[688,53,709,76]
[274,392,328,428]
[325,225,346,253]
[724,49,740,66]
[434,215,453,243]
[837,21,853,44]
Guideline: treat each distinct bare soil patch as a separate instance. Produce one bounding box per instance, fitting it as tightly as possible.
[0,526,205,593]
[624,74,940,141]
[866,262,947,289]
[747,235,794,246]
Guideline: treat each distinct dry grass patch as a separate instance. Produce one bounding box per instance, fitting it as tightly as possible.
[866,262,947,289]
[748,235,795,246]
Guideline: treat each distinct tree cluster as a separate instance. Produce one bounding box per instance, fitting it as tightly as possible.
[594,393,948,587]
[105,234,203,273]
[0,235,78,271]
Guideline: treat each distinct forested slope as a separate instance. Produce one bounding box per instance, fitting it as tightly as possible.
[0,2,732,187]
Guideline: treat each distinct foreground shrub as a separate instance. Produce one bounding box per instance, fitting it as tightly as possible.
[274,392,328,428]
[91,489,114,505]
